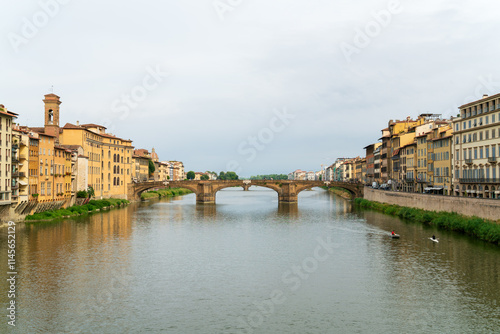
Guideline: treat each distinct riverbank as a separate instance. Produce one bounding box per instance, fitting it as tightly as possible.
[141,188,192,200]
[354,198,500,245]
[322,186,352,200]
[25,198,130,223]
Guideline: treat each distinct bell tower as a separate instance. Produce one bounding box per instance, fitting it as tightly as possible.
[43,93,61,140]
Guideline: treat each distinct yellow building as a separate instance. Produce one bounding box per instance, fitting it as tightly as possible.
[430,125,453,195]
[28,132,40,199]
[390,132,416,189]
[401,141,417,192]
[158,162,170,181]
[36,133,57,202]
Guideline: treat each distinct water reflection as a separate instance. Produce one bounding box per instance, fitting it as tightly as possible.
[277,203,299,217]
[195,204,217,220]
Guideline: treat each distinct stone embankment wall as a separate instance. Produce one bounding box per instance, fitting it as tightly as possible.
[364,187,500,222]
[328,187,352,200]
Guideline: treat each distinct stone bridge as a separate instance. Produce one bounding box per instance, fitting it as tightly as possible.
[128,180,363,204]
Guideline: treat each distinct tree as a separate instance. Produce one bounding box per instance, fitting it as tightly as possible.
[200,174,209,180]
[226,171,238,180]
[187,171,195,180]
[148,159,155,176]
[218,171,226,180]
[86,186,95,198]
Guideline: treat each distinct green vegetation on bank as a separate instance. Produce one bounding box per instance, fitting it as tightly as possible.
[354,198,500,245]
[140,188,192,200]
[25,198,130,222]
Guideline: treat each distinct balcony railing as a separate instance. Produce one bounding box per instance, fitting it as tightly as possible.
[12,171,19,177]
[404,178,414,183]
[459,178,500,184]
[19,172,26,178]
[488,156,497,163]
[465,158,473,164]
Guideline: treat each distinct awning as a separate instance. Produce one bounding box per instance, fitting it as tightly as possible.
[433,186,443,190]
[424,187,433,191]
[18,181,28,186]
[495,191,500,194]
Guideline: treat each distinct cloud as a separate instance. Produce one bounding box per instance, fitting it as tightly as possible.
[2,0,500,176]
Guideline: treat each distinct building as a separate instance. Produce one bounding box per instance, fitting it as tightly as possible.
[133,149,151,182]
[453,94,500,198]
[169,161,185,181]
[158,162,170,181]
[364,143,380,184]
[430,125,453,195]
[0,105,18,209]
[12,126,30,204]
[27,131,40,199]
[401,141,417,192]
[354,158,366,183]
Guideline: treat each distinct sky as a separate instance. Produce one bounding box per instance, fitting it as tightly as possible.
[1,0,500,177]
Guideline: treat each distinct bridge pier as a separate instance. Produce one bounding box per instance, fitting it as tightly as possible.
[278,183,298,203]
[242,184,250,191]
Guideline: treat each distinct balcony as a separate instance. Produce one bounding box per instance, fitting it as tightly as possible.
[19,172,26,178]
[12,171,19,178]
[459,178,500,184]
[12,156,19,163]
[488,156,497,163]
[465,158,473,164]
[404,178,414,183]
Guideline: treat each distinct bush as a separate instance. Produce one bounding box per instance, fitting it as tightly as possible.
[76,190,87,198]
[26,198,130,223]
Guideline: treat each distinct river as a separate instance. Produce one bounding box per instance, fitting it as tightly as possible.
[1,188,499,333]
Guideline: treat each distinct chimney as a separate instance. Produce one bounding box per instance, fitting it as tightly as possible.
[483,94,489,99]
[76,120,79,126]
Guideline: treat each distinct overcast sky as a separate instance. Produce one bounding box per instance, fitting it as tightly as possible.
[2,0,500,177]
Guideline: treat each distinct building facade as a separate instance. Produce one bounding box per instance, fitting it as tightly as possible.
[453,94,500,198]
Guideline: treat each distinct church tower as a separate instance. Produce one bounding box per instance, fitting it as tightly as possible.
[43,93,61,140]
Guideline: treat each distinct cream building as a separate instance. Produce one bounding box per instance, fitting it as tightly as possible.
[453,94,500,198]
[0,105,18,208]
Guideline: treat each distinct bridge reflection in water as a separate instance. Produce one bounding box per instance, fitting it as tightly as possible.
[129,180,363,204]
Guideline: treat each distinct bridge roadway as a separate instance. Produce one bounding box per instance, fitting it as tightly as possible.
[128,180,364,204]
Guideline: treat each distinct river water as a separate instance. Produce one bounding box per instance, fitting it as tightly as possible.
[1,188,499,333]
